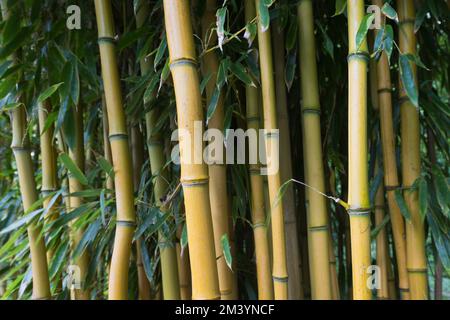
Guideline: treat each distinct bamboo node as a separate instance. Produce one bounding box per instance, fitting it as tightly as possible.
[272,275,288,283]
[181,178,209,187]
[347,51,370,63]
[252,222,266,229]
[116,220,137,228]
[399,19,415,26]
[302,108,321,115]
[246,116,260,122]
[308,225,328,232]
[169,58,197,69]
[347,207,371,216]
[98,36,117,45]
[11,146,30,152]
[109,133,129,141]
[384,185,400,191]
[377,87,392,94]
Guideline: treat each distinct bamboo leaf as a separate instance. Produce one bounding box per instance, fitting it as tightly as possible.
[139,237,154,282]
[59,152,89,186]
[229,62,254,86]
[371,214,391,238]
[356,14,374,50]
[381,3,398,22]
[37,82,64,103]
[154,34,167,70]
[206,86,220,125]
[180,223,188,253]
[72,219,102,259]
[384,25,394,61]
[399,54,419,108]
[221,233,233,271]
[0,26,33,60]
[244,22,257,47]
[98,156,115,180]
[258,0,270,32]
[333,0,347,17]
[216,7,227,51]
[394,189,411,221]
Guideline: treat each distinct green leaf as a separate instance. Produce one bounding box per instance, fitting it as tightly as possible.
[274,179,292,208]
[0,26,33,60]
[0,208,43,235]
[59,152,89,186]
[216,7,227,51]
[244,22,257,47]
[418,177,428,222]
[381,3,398,22]
[206,87,220,125]
[200,72,212,95]
[285,52,296,91]
[333,0,347,17]
[72,219,102,259]
[217,58,230,88]
[98,156,114,180]
[180,223,188,252]
[433,167,450,218]
[154,34,167,69]
[258,0,270,32]
[399,54,419,108]
[229,62,254,86]
[356,14,374,50]
[221,234,233,271]
[371,214,391,238]
[37,82,63,103]
[394,189,411,221]
[384,25,394,61]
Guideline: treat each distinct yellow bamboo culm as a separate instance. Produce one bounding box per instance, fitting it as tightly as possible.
[130,126,152,300]
[67,105,90,300]
[38,100,59,263]
[1,0,51,301]
[102,96,114,191]
[272,19,303,300]
[94,0,136,299]
[255,0,288,300]
[176,224,192,300]
[374,161,390,299]
[372,0,410,299]
[397,0,428,300]
[346,0,372,300]
[297,0,332,300]
[245,0,273,300]
[201,0,237,300]
[135,2,181,300]
[10,105,51,300]
[163,0,220,300]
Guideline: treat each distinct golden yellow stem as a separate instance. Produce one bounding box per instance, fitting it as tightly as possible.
[163,0,220,300]
[397,0,428,300]
[297,0,333,300]
[94,0,136,299]
[255,0,288,300]
[346,0,372,300]
[201,0,237,300]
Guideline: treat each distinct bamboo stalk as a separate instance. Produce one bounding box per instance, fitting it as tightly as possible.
[272,19,303,300]
[102,96,114,191]
[374,160,390,299]
[1,0,51,300]
[135,3,181,300]
[372,0,410,299]
[94,0,137,299]
[130,125,151,300]
[255,0,288,300]
[245,0,273,301]
[201,0,237,300]
[397,0,428,300]
[346,0,372,300]
[65,105,90,300]
[176,223,192,300]
[163,0,220,300]
[297,0,332,300]
[38,100,59,263]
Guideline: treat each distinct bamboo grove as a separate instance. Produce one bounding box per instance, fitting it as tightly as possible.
[0,0,448,300]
